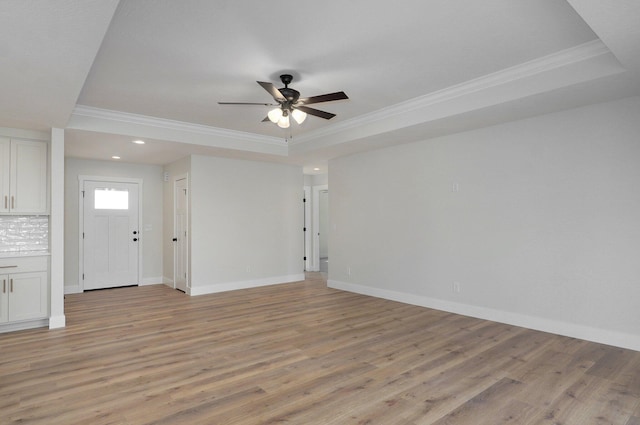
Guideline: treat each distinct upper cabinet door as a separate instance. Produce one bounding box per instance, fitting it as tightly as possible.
[0,138,10,213]
[9,140,48,214]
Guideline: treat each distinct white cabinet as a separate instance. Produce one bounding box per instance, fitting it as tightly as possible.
[0,256,49,324]
[0,138,48,214]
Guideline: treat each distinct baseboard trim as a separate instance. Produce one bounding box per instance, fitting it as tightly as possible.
[0,318,49,333]
[141,276,164,286]
[64,284,82,294]
[328,279,640,352]
[49,315,66,329]
[189,273,305,296]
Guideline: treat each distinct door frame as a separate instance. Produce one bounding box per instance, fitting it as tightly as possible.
[78,175,143,292]
[173,173,189,291]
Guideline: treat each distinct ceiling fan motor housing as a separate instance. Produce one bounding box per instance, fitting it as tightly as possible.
[279,88,300,104]
[278,75,299,105]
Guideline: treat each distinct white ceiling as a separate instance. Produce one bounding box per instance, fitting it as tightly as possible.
[1,0,639,173]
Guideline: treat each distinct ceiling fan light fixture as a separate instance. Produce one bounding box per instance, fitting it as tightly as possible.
[277,114,290,128]
[267,107,283,123]
[292,109,307,124]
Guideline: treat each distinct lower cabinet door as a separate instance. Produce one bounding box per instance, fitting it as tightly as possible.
[8,271,48,322]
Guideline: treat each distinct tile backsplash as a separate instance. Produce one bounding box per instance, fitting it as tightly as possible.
[0,216,49,252]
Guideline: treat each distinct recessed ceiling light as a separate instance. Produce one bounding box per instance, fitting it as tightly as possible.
[112,156,121,159]
[132,140,145,144]
[313,167,321,171]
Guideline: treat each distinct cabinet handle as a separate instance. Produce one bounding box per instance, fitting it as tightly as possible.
[0,265,17,268]
[3,196,6,209]
[11,196,14,209]
[2,279,5,294]
[10,278,13,293]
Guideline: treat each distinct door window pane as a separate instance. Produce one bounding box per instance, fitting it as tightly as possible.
[94,188,129,210]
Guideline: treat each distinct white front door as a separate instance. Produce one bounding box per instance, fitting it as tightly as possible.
[83,180,140,290]
[174,177,188,292]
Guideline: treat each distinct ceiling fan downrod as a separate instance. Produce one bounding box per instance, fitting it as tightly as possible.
[278,74,300,104]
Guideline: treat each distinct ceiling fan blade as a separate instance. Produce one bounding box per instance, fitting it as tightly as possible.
[257,81,286,102]
[297,91,348,105]
[218,102,275,106]
[295,105,336,120]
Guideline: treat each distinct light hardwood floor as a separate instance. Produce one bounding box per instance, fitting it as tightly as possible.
[1,272,639,424]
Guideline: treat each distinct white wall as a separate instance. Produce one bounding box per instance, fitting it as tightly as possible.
[188,155,304,294]
[308,174,328,186]
[329,96,640,351]
[64,158,164,291]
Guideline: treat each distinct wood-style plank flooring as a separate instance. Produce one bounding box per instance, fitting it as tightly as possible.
[1,272,639,424]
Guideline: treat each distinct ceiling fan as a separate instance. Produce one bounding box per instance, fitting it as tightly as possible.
[218,74,348,128]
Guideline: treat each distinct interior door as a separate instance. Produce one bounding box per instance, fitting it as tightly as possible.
[174,177,188,292]
[83,180,139,290]
[318,189,329,273]
[312,185,328,272]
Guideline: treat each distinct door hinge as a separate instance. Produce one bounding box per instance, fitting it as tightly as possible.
[303,256,307,261]
[303,198,306,203]
[303,227,306,232]
[82,190,85,198]
[82,232,85,239]
[82,273,84,280]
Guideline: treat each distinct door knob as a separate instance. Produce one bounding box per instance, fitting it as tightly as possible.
[172,238,178,242]
[133,231,137,235]
[133,238,138,242]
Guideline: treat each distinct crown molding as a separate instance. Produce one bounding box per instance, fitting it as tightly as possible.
[70,39,616,159]
[71,105,286,146]
[0,126,50,141]
[291,40,613,146]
